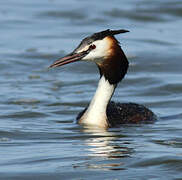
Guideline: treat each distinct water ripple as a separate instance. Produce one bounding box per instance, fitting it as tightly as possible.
[1,0,182,179]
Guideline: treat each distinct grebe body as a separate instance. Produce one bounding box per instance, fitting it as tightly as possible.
[50,29,156,128]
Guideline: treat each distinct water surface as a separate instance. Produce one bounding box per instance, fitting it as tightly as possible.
[0,0,182,179]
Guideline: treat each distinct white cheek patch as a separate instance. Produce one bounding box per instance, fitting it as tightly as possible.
[82,39,111,62]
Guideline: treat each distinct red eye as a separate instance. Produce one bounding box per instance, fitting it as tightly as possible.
[90,44,96,50]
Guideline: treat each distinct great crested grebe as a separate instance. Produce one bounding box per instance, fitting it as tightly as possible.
[49,29,156,128]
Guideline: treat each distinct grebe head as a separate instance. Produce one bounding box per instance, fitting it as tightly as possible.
[49,29,129,68]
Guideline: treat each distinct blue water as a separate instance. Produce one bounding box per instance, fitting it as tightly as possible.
[0,0,182,179]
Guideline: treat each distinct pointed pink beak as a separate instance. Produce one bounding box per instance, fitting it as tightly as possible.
[49,50,89,68]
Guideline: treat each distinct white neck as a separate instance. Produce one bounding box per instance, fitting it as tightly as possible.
[79,76,115,128]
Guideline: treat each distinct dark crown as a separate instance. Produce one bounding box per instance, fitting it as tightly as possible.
[91,29,129,41]
[74,29,129,53]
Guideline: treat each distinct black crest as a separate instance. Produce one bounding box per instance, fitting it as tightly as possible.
[74,29,129,53]
[91,29,129,41]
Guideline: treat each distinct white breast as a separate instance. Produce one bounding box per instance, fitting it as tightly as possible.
[78,76,115,128]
